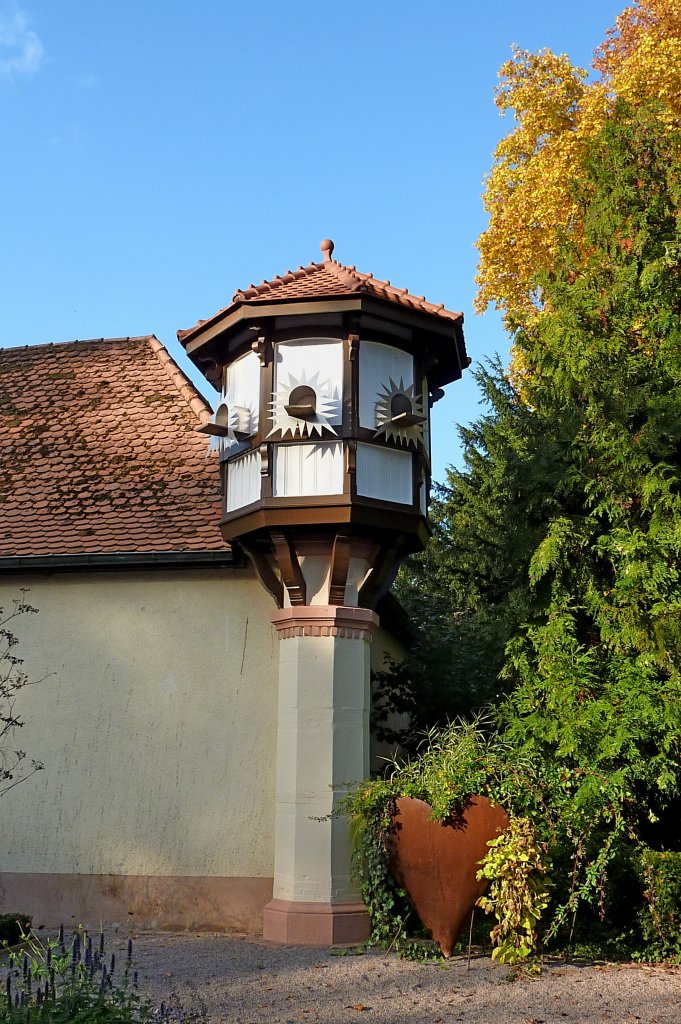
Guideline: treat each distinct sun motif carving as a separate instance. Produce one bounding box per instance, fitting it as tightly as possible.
[268,371,339,439]
[205,389,253,456]
[374,378,426,447]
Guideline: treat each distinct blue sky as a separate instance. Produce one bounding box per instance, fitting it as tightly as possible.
[1,0,625,482]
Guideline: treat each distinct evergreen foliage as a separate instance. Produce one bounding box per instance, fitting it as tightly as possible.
[637,850,681,959]
[372,100,681,955]
[388,361,553,735]
[498,102,681,838]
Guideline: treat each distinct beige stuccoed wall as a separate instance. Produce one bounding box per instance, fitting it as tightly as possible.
[0,568,406,930]
[0,569,279,879]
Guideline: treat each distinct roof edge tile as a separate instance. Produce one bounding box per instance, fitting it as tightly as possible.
[147,336,212,423]
[178,243,463,346]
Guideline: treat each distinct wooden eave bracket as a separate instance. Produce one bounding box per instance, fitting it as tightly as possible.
[329,534,352,605]
[271,530,307,606]
[239,540,284,608]
[358,537,406,609]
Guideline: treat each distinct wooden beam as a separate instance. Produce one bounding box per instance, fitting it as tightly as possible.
[329,533,352,605]
[358,538,405,609]
[271,531,307,606]
[239,541,284,608]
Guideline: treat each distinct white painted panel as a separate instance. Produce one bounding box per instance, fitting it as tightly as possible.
[225,350,260,434]
[356,443,413,505]
[273,443,344,497]
[359,342,414,429]
[226,450,261,511]
[274,339,343,425]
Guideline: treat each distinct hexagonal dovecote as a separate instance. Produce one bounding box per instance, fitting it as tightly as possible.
[179,240,468,612]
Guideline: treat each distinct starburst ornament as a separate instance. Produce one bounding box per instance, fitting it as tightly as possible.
[200,389,253,457]
[268,371,339,439]
[374,378,426,447]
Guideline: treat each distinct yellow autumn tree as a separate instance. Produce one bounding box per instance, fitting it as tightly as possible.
[475,0,681,333]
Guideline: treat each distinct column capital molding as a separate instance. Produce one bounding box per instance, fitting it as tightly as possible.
[270,605,379,641]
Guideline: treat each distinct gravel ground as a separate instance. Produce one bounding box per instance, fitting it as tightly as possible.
[120,932,681,1024]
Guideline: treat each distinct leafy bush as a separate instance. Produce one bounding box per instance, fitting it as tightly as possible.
[476,817,550,968]
[374,100,681,963]
[339,717,663,963]
[637,850,681,961]
[339,719,553,960]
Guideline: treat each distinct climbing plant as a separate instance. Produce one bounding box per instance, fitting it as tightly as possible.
[0,592,43,799]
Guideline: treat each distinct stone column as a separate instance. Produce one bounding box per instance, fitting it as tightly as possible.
[262,605,377,945]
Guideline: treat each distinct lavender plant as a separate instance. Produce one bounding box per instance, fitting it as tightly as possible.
[1,925,204,1023]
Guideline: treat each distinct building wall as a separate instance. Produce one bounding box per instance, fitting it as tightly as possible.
[0,568,404,931]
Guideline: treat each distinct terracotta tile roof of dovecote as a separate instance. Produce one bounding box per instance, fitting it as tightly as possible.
[177,239,463,345]
[0,336,227,558]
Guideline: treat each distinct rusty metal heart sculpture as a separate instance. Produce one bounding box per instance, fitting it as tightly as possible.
[386,796,509,956]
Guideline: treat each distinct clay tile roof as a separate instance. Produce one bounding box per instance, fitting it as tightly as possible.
[0,336,227,557]
[178,240,463,345]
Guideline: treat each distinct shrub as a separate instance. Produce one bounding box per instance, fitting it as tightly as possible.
[339,717,660,962]
[637,850,681,961]
[476,817,550,967]
[338,718,551,960]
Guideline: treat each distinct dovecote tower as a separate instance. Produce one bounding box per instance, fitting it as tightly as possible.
[179,240,468,944]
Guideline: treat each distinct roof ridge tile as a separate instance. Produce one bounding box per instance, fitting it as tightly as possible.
[0,335,154,356]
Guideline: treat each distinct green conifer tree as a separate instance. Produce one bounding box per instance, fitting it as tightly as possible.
[498,102,681,835]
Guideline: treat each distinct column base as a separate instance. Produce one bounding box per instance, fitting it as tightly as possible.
[262,898,371,945]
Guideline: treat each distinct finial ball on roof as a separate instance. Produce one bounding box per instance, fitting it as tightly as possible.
[320,238,334,261]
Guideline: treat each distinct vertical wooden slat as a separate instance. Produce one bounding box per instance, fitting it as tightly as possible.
[359,341,414,429]
[273,443,343,497]
[356,444,412,505]
[226,349,261,435]
[226,451,260,511]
